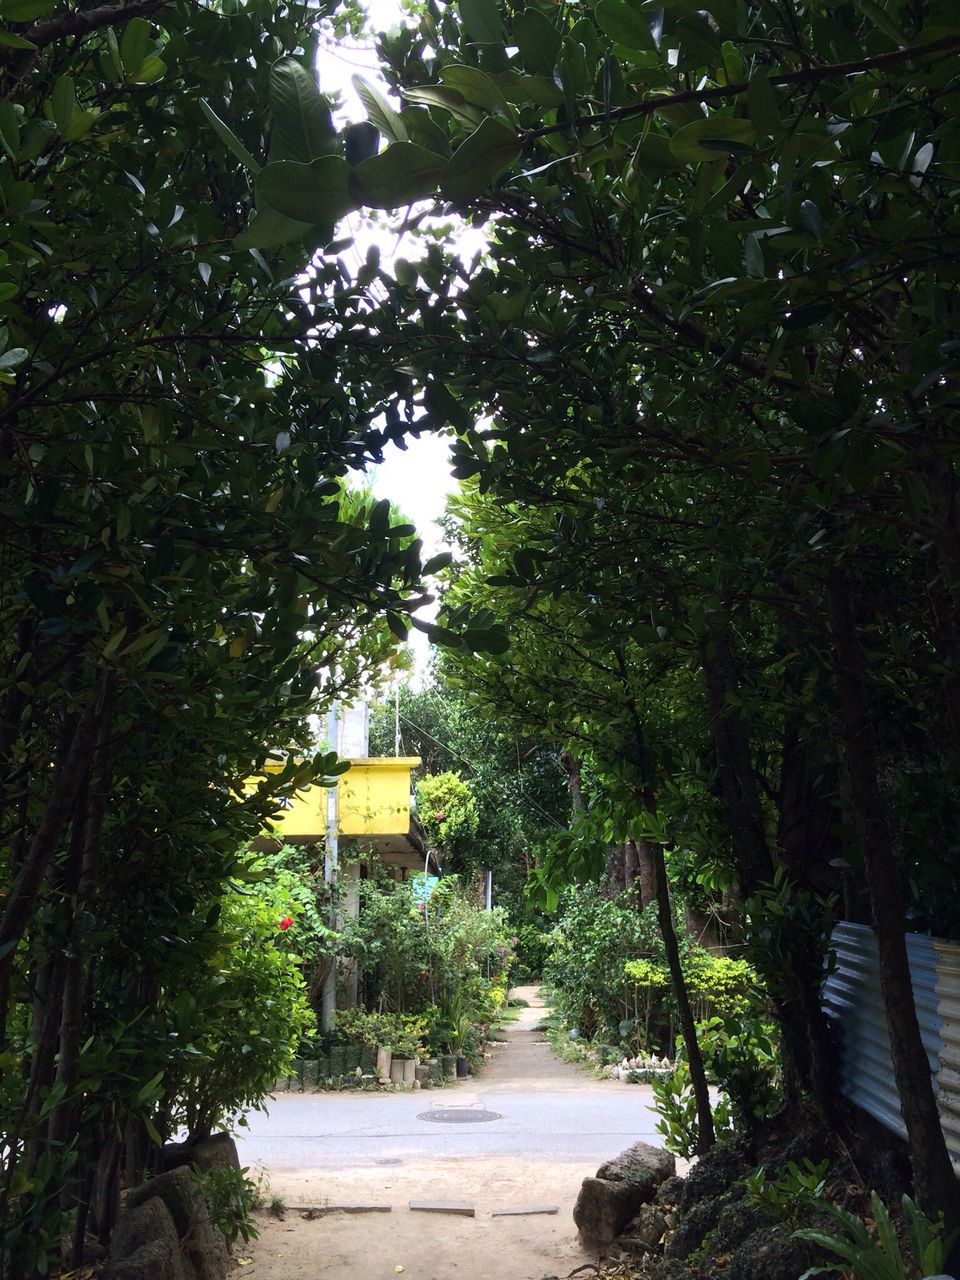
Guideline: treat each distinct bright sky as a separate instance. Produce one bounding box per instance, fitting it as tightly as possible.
[315,13,477,554]
[316,5,478,668]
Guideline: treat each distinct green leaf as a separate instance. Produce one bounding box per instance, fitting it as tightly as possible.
[398,108,450,156]
[132,54,165,83]
[256,157,354,225]
[269,57,337,164]
[744,232,764,277]
[441,116,519,200]
[352,74,407,143]
[348,143,446,209]
[0,26,35,47]
[491,70,563,108]
[0,0,53,18]
[51,76,77,134]
[458,0,504,45]
[0,346,27,370]
[440,64,513,120]
[234,206,324,251]
[669,116,756,162]
[746,69,780,137]
[0,99,19,160]
[463,627,510,655]
[512,8,561,75]
[854,0,909,46]
[200,99,261,174]
[596,0,655,52]
[120,17,151,76]
[402,85,486,132]
[798,199,822,240]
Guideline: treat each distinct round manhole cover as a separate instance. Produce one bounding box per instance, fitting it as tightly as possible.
[418,1108,502,1124]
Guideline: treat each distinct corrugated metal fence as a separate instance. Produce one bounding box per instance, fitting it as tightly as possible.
[822,921,960,1169]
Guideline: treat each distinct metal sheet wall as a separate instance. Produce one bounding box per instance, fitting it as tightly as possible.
[822,922,960,1168]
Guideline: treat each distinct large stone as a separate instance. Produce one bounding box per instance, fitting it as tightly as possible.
[190,1133,241,1175]
[574,1142,675,1244]
[161,1132,240,1175]
[574,1177,641,1244]
[125,1165,229,1280]
[126,1165,205,1238]
[596,1141,675,1189]
[111,1198,182,1264]
[102,1238,187,1280]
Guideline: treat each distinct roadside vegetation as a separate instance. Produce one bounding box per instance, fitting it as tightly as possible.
[2,0,959,1275]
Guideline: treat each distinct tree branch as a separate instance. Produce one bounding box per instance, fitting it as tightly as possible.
[521,34,960,142]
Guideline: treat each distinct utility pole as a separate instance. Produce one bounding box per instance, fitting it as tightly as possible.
[321,701,339,1034]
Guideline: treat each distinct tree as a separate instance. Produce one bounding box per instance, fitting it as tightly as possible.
[288,0,960,1233]
[0,3,453,1272]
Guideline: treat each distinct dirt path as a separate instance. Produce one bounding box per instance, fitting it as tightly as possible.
[480,985,601,1093]
[244,987,615,1280]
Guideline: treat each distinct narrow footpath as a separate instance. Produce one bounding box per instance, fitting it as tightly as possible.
[243,987,661,1280]
[481,984,603,1092]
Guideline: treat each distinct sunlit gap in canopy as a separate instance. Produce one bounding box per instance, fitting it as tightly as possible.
[310,0,493,680]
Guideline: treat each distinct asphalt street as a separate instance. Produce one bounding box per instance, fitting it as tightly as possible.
[235,1083,661,1171]
[236,988,662,1174]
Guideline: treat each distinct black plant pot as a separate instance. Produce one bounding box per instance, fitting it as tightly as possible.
[455,1056,470,1078]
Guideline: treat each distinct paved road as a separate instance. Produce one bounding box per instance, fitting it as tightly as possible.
[236,988,661,1173]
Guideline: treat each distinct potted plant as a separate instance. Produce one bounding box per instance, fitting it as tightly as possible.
[449,1014,474,1078]
[385,1015,427,1087]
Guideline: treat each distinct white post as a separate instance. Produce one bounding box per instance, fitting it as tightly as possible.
[485,869,493,911]
[394,683,400,756]
[321,702,339,1033]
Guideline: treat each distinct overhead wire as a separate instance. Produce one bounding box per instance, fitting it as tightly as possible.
[396,710,568,832]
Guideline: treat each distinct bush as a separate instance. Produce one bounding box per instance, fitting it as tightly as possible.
[543,884,663,1043]
[167,880,314,1139]
[335,871,513,1053]
[193,1164,261,1247]
[510,919,551,980]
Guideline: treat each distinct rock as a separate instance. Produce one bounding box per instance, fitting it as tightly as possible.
[573,1177,640,1244]
[634,1203,665,1244]
[160,1133,239,1177]
[111,1198,182,1264]
[102,1238,188,1280]
[126,1165,207,1238]
[619,1203,669,1249]
[125,1165,229,1280]
[727,1225,817,1280]
[655,1175,685,1207]
[190,1133,241,1175]
[679,1144,746,1212]
[575,1142,676,1244]
[664,1193,724,1260]
[597,1141,675,1189]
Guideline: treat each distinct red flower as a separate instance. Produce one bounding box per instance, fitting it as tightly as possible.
[278,915,293,931]
[434,811,446,821]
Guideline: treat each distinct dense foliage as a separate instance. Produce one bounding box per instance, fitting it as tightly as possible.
[336,870,514,1058]
[0,2,463,1272]
[301,0,960,1243]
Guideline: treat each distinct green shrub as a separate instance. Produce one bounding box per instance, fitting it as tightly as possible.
[795,1191,957,1280]
[167,880,314,1139]
[416,772,479,860]
[193,1164,261,1247]
[682,950,763,1022]
[650,1061,733,1159]
[543,884,664,1043]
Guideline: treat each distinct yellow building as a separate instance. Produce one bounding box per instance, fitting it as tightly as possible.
[257,756,424,869]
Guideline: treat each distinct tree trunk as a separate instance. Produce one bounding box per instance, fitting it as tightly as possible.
[651,839,715,1154]
[828,568,960,1229]
[634,837,657,909]
[699,619,773,894]
[0,687,103,990]
[560,751,585,814]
